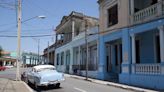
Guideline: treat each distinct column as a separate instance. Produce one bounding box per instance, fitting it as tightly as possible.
[131,34,136,64]
[122,29,131,73]
[120,29,131,84]
[158,26,164,75]
[78,46,81,74]
[51,52,53,64]
[130,0,134,24]
[3,61,6,66]
[98,36,106,80]
[64,50,68,72]
[130,0,134,15]
[72,19,75,39]
[157,0,162,16]
[69,48,74,74]
[131,34,136,74]
[158,26,164,63]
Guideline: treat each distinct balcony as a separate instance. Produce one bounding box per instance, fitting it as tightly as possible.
[132,1,164,24]
[135,64,161,75]
[56,38,72,48]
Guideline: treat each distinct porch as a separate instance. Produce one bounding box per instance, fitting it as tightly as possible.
[71,41,98,78]
[131,27,164,75]
[131,0,164,25]
[125,21,164,89]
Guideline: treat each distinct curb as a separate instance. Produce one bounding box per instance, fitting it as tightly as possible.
[21,81,33,92]
[65,74,157,92]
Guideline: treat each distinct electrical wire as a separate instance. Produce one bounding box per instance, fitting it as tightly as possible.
[0,34,55,38]
[25,0,57,17]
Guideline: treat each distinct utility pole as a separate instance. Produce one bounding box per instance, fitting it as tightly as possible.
[38,39,40,65]
[47,41,49,64]
[16,0,21,81]
[85,19,88,80]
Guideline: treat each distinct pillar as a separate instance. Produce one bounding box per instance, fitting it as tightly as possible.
[78,46,81,66]
[98,36,106,80]
[72,20,75,39]
[3,61,6,66]
[131,34,136,74]
[69,48,74,74]
[119,28,131,84]
[130,0,134,24]
[131,34,136,64]
[158,26,164,63]
[130,0,134,15]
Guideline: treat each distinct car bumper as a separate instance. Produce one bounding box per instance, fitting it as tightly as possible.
[38,78,65,86]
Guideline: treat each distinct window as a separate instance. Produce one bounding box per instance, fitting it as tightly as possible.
[61,52,64,65]
[107,4,118,27]
[57,54,59,65]
[135,39,140,64]
[155,35,160,63]
[115,45,118,66]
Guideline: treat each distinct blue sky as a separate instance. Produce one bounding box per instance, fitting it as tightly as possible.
[0,0,98,54]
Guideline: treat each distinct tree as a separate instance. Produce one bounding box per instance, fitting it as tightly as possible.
[0,46,3,57]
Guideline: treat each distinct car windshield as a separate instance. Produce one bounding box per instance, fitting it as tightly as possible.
[36,67,55,72]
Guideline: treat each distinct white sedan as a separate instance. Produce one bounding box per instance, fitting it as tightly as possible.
[25,65,65,88]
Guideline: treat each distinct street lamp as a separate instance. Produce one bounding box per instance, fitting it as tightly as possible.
[16,0,46,81]
[21,15,46,23]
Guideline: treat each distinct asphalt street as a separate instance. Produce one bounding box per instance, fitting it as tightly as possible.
[0,67,29,80]
[31,77,133,92]
[0,68,133,92]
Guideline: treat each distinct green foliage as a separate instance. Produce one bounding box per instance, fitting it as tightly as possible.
[0,46,3,57]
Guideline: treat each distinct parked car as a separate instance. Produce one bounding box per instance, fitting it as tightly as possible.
[23,65,65,88]
[5,65,14,69]
[0,66,6,71]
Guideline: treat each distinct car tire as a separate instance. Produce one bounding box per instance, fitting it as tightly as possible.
[55,83,60,88]
[34,82,38,89]
[25,77,28,83]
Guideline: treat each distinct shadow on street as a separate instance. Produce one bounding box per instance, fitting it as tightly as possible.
[27,82,63,92]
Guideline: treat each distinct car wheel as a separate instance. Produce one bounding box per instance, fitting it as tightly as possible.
[55,83,60,88]
[24,77,28,83]
[34,82,38,89]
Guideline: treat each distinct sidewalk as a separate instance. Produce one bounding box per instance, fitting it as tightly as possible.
[64,74,158,92]
[0,78,33,92]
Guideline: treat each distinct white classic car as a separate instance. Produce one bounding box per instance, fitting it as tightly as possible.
[24,65,65,88]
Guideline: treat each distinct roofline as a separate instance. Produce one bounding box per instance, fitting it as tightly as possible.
[54,11,98,32]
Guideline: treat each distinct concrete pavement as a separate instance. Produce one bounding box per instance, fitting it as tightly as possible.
[64,74,158,92]
[0,78,33,92]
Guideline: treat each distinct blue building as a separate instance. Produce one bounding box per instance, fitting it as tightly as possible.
[98,0,164,90]
[22,52,46,67]
[54,11,100,78]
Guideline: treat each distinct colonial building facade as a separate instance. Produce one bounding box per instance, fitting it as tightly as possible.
[98,0,164,90]
[22,52,46,67]
[43,43,55,65]
[54,11,100,78]
[0,51,16,66]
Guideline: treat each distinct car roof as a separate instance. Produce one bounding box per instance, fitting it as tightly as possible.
[33,65,55,70]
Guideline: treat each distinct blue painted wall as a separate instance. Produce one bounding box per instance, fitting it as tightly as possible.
[120,19,164,90]
[139,31,156,63]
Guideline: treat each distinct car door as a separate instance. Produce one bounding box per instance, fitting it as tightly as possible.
[27,68,35,84]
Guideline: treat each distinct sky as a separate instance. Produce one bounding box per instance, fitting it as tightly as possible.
[0,0,99,55]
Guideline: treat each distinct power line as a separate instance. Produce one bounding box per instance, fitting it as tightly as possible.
[0,1,16,10]
[25,0,57,17]
[0,25,17,33]
[0,34,55,38]
[0,22,16,27]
